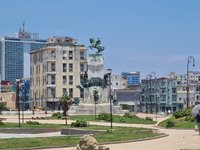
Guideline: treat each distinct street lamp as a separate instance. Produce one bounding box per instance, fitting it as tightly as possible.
[21,82,25,123]
[93,89,99,120]
[186,56,195,109]
[16,79,21,127]
[107,69,112,129]
[33,93,36,115]
[155,94,158,122]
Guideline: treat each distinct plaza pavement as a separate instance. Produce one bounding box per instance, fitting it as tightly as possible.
[1,113,200,150]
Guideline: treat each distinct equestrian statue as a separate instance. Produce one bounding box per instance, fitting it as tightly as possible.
[89,37,105,53]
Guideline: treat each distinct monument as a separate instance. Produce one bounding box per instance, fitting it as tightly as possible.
[70,38,123,114]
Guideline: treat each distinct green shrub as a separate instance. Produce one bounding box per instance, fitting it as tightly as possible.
[71,120,88,127]
[145,117,153,121]
[120,104,131,110]
[173,108,192,118]
[26,121,40,125]
[97,113,110,121]
[166,119,175,128]
[52,112,63,119]
[123,113,138,118]
[0,103,8,114]
[119,118,125,122]
[185,116,195,122]
[0,120,4,126]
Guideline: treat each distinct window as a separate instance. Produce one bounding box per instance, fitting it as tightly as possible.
[63,63,67,72]
[69,88,73,97]
[63,50,67,60]
[51,50,56,59]
[161,81,165,86]
[63,76,67,84]
[69,63,73,72]
[51,63,55,71]
[172,88,176,94]
[69,76,73,85]
[80,51,85,60]
[80,90,84,98]
[63,88,67,95]
[69,51,73,59]
[51,75,55,84]
[80,63,84,72]
[51,88,56,97]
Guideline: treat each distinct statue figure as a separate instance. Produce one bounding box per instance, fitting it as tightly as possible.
[89,38,105,53]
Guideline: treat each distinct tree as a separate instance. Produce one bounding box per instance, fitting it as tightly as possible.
[0,103,8,114]
[60,94,72,125]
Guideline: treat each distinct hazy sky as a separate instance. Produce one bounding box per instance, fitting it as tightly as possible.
[1,0,200,78]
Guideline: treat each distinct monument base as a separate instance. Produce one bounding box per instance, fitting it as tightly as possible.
[69,103,123,114]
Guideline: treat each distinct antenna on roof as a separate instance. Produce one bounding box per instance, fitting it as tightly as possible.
[22,22,25,32]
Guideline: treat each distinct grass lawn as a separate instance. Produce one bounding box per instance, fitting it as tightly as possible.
[0,123,162,149]
[159,117,196,129]
[69,115,156,124]
[0,122,70,128]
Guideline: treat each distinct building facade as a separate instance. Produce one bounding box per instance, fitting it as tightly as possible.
[169,71,200,108]
[0,29,46,83]
[111,75,127,90]
[30,37,87,110]
[122,71,140,85]
[141,77,179,114]
[116,89,141,112]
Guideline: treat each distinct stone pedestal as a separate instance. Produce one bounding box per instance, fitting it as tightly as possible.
[71,53,123,114]
[69,104,123,114]
[83,54,108,104]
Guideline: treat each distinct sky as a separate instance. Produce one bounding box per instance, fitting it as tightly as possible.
[1,0,200,79]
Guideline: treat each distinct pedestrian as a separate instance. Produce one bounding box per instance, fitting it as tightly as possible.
[196,109,200,135]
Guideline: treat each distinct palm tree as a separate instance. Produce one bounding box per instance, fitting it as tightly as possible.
[60,94,72,125]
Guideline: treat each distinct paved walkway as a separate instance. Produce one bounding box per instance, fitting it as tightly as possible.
[1,113,200,150]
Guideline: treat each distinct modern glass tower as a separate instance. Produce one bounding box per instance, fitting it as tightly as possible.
[0,29,47,83]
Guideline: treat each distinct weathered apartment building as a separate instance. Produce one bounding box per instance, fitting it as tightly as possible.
[30,37,87,110]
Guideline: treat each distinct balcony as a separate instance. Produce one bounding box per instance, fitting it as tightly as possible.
[46,67,56,74]
[46,82,56,88]
[46,54,56,62]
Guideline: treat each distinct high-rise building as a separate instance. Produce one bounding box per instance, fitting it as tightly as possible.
[30,36,87,110]
[0,27,46,83]
[122,71,140,85]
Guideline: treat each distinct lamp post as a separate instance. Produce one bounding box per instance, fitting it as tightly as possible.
[155,94,158,122]
[93,89,99,120]
[33,92,36,115]
[16,79,21,127]
[21,82,25,123]
[186,56,195,109]
[107,69,112,129]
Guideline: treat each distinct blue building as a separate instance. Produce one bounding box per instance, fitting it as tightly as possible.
[0,27,46,83]
[122,71,140,85]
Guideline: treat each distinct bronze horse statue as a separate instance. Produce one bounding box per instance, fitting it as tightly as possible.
[89,38,105,53]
